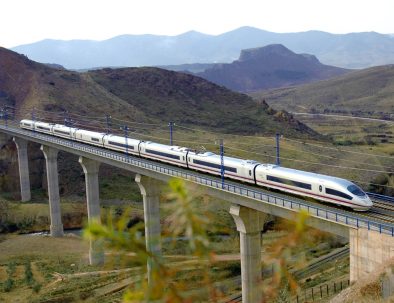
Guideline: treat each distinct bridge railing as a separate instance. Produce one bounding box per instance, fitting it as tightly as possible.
[2,123,394,237]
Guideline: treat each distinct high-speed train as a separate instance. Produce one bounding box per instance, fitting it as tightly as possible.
[20,119,373,211]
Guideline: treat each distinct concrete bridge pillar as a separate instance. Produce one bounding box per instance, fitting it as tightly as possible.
[230,204,265,303]
[350,228,394,282]
[40,145,64,237]
[135,174,162,284]
[13,137,31,202]
[79,157,103,266]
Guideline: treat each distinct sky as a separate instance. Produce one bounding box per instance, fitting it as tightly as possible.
[1,0,393,48]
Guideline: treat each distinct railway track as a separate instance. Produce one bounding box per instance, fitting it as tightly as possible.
[362,193,394,224]
[221,247,350,303]
[292,247,349,279]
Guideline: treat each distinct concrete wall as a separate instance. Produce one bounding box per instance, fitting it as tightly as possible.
[350,228,394,282]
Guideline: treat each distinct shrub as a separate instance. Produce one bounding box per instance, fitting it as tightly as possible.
[32,282,42,293]
[3,278,14,292]
[24,261,34,285]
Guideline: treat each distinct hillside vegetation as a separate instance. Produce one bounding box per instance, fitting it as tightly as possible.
[0,47,317,137]
[251,65,394,116]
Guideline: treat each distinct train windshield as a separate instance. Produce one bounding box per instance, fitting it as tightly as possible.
[347,185,366,197]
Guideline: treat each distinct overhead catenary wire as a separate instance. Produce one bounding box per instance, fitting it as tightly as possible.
[282,137,394,160]
[27,120,394,189]
[273,145,394,171]
[12,112,394,171]
[224,146,394,189]
[3,118,394,190]
[351,180,394,190]
[16,114,394,170]
[225,145,394,175]
[9,108,394,174]
[20,107,393,153]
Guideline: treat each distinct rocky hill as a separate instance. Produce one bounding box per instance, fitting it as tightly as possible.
[195,44,349,92]
[0,47,318,137]
[0,47,320,199]
[251,64,394,116]
[11,27,394,69]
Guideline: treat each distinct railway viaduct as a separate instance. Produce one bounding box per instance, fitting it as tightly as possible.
[1,124,394,303]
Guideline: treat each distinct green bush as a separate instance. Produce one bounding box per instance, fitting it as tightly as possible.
[16,216,36,231]
[6,261,16,276]
[3,278,14,292]
[32,282,42,293]
[24,261,34,285]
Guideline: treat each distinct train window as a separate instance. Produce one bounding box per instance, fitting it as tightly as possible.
[183,156,185,161]
[193,159,237,173]
[37,126,50,130]
[91,138,100,142]
[108,141,134,149]
[319,185,322,192]
[325,188,353,200]
[146,149,180,160]
[24,123,31,126]
[54,129,70,135]
[267,175,311,190]
[347,185,366,197]
[249,170,252,176]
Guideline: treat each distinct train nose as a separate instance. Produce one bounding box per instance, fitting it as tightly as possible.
[364,196,373,207]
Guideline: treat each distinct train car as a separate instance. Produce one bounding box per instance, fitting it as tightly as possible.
[20,119,35,130]
[187,151,259,184]
[34,121,53,134]
[139,141,188,167]
[74,129,107,147]
[254,164,372,211]
[103,134,140,156]
[52,124,76,139]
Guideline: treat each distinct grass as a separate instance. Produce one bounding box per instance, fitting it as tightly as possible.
[0,224,349,303]
[0,199,88,233]
[251,65,394,115]
[99,173,141,202]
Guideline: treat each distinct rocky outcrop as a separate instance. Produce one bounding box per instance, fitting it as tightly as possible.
[197,44,349,92]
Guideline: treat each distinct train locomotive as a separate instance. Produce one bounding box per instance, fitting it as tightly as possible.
[20,119,373,211]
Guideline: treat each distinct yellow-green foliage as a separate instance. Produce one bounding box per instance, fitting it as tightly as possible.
[84,178,321,302]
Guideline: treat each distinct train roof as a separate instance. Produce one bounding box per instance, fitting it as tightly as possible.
[192,151,260,166]
[144,141,189,152]
[105,134,140,143]
[77,129,106,136]
[266,165,353,187]
[52,124,78,130]
[20,119,35,123]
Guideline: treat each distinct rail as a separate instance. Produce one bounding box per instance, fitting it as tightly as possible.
[367,192,394,203]
[292,247,349,279]
[1,123,394,237]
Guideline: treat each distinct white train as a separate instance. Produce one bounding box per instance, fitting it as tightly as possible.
[20,119,373,211]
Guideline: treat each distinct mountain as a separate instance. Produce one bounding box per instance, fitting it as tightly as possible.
[195,44,349,92]
[11,27,394,70]
[0,47,317,137]
[251,65,394,116]
[158,63,216,73]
